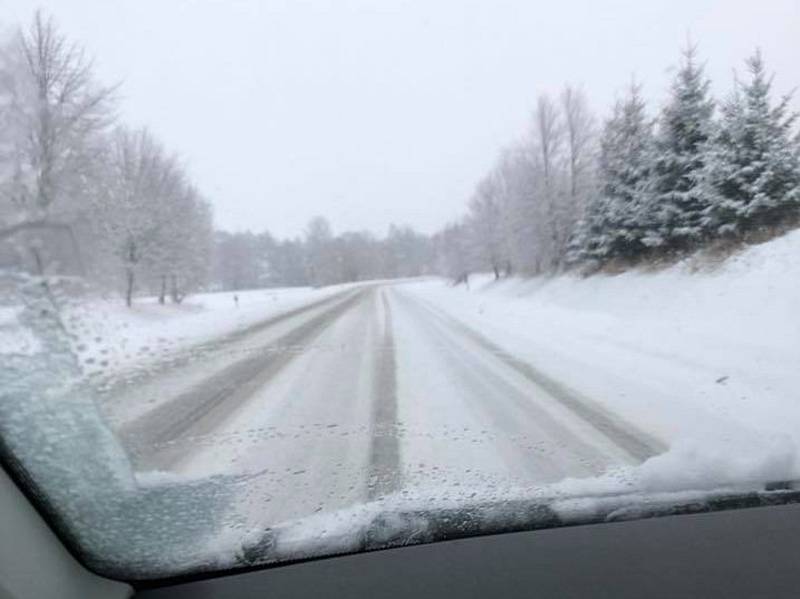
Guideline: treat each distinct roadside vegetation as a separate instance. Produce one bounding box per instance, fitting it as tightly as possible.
[1,11,798,305]
[439,46,800,279]
[0,12,213,306]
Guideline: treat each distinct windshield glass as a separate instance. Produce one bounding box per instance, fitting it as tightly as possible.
[1,0,799,581]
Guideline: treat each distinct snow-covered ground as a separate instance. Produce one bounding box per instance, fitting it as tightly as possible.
[4,232,800,576]
[212,232,800,569]
[61,284,354,378]
[403,230,800,491]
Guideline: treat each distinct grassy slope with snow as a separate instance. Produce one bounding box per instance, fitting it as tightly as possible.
[405,230,800,490]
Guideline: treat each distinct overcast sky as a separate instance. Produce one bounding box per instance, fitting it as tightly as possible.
[1,1,798,237]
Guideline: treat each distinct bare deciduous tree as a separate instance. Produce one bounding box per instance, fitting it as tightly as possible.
[0,11,115,273]
[96,128,183,306]
[561,85,596,211]
[468,173,507,279]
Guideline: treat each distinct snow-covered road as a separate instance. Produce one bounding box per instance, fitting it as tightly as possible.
[102,282,669,531]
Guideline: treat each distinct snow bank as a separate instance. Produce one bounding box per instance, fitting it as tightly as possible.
[404,230,800,485]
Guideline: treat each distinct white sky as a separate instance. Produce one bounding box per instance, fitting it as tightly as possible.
[1,0,798,237]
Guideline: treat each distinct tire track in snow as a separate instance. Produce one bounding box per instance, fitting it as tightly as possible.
[391,290,613,480]
[397,289,665,463]
[120,288,369,470]
[367,287,401,499]
[97,286,360,399]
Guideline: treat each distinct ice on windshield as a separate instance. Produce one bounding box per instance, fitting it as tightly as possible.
[0,1,799,581]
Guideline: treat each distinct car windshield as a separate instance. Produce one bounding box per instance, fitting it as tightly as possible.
[1,0,799,582]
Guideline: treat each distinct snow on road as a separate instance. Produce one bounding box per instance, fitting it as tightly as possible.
[390,287,656,490]
[76,231,800,560]
[161,282,661,538]
[403,231,800,491]
[100,286,363,429]
[174,287,385,527]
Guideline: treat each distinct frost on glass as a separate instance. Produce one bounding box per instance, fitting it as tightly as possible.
[0,273,236,578]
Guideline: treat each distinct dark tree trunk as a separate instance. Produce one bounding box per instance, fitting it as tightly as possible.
[125,268,135,308]
[158,275,167,305]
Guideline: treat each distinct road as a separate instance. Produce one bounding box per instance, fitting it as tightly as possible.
[100,283,664,531]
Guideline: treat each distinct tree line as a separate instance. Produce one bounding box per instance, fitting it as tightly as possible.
[212,217,433,290]
[0,12,213,306]
[4,14,797,302]
[0,12,436,301]
[438,46,800,279]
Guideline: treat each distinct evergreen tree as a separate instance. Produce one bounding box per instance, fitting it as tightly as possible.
[649,45,715,248]
[579,83,654,261]
[702,50,800,234]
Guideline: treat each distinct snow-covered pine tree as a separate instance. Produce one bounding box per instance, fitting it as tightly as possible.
[649,45,715,249]
[578,82,654,261]
[702,50,800,235]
